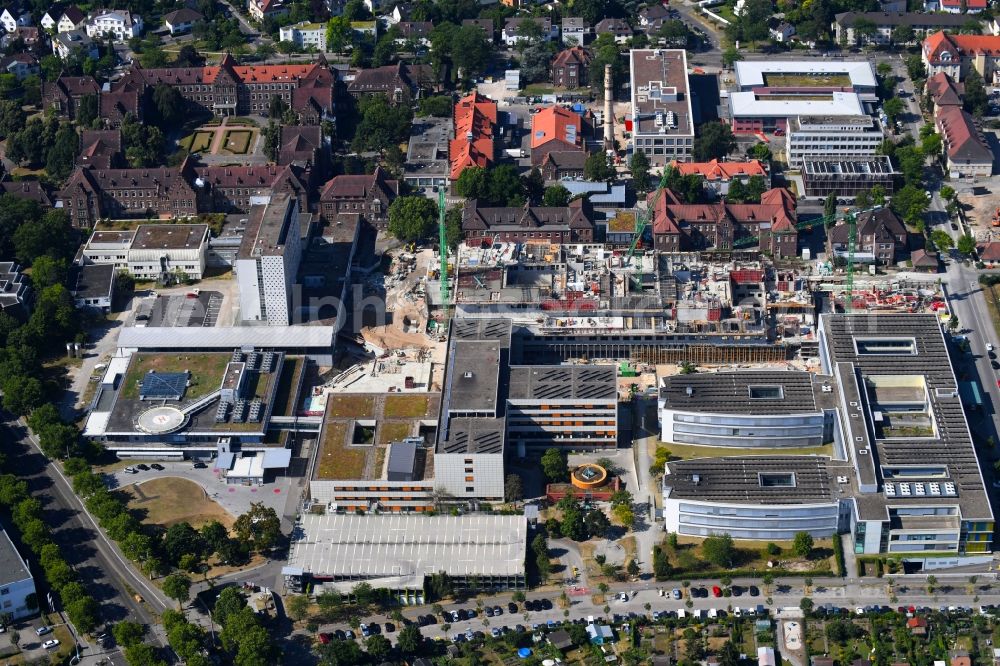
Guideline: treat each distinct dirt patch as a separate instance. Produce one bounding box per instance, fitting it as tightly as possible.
[378,421,414,444]
[124,477,234,529]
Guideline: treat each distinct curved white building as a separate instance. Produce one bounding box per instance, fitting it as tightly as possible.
[658,371,835,448]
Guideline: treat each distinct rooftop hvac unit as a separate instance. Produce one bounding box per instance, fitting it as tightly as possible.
[685,386,693,396]
[655,112,664,127]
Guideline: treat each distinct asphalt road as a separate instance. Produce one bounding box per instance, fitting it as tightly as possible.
[1,417,169,665]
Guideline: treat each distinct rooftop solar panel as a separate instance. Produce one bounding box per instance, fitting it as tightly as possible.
[138,371,189,401]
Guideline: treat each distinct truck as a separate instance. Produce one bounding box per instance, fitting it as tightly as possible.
[505,148,526,158]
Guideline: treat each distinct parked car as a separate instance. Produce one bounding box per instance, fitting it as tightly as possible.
[508,602,518,614]
[123,467,138,474]
[35,627,51,636]
[672,588,682,599]
[749,585,760,597]
[136,464,150,471]
[318,633,332,645]
[712,586,722,597]
[150,463,164,471]
[42,639,60,649]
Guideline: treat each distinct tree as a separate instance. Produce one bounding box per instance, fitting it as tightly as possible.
[589,34,626,90]
[543,185,571,207]
[418,96,453,118]
[612,503,635,528]
[163,523,205,565]
[540,448,569,483]
[693,122,736,161]
[891,24,915,45]
[139,46,169,68]
[286,594,310,622]
[14,209,74,266]
[397,623,423,654]
[455,166,489,200]
[883,97,904,127]
[722,46,743,70]
[235,625,278,666]
[365,634,391,660]
[504,473,523,503]
[174,45,206,67]
[958,233,977,256]
[163,574,191,609]
[800,596,814,613]
[626,559,640,578]
[749,142,772,162]
[519,40,556,84]
[153,84,186,127]
[702,534,736,568]
[0,99,25,139]
[321,638,364,664]
[792,531,814,559]
[29,256,68,289]
[113,621,146,648]
[824,193,838,219]
[584,152,615,182]
[487,164,526,206]
[653,546,670,580]
[965,68,989,116]
[930,229,954,252]
[387,196,437,243]
[233,502,281,552]
[891,185,930,228]
[2,375,44,416]
[583,509,611,539]
[630,151,651,193]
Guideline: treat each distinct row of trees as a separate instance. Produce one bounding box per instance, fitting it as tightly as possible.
[0,474,98,632]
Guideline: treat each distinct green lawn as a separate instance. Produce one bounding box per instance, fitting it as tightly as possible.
[663,441,833,461]
[384,394,430,418]
[317,422,368,480]
[121,353,231,401]
[221,129,253,154]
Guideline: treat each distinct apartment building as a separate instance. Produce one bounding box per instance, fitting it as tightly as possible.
[235,193,302,326]
[833,11,969,46]
[827,207,908,264]
[629,49,695,165]
[85,9,142,41]
[0,529,36,621]
[785,115,884,167]
[936,105,994,178]
[460,198,596,244]
[551,46,591,89]
[450,91,496,181]
[279,21,327,51]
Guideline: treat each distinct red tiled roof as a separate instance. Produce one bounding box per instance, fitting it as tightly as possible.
[936,105,993,162]
[450,91,497,180]
[530,106,584,151]
[649,187,796,234]
[924,31,1000,64]
[552,45,591,69]
[669,159,767,181]
[319,167,399,200]
[926,72,963,107]
[940,0,986,8]
[979,241,1000,262]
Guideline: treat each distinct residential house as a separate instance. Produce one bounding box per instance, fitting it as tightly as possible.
[909,249,939,272]
[0,179,51,206]
[279,21,327,51]
[0,52,37,80]
[907,617,929,636]
[639,3,670,31]
[85,9,143,41]
[551,46,591,89]
[926,72,964,114]
[12,25,36,45]
[561,17,587,45]
[950,652,972,666]
[77,129,123,169]
[922,31,1000,83]
[936,105,994,178]
[385,3,410,25]
[979,241,1000,266]
[530,106,586,167]
[347,62,433,104]
[462,18,494,41]
[249,0,288,22]
[0,7,30,33]
[827,207,908,265]
[539,151,586,181]
[650,187,798,257]
[396,21,432,47]
[69,263,116,311]
[927,0,986,13]
[594,18,632,43]
[52,29,97,58]
[769,20,795,42]
[319,167,399,228]
[450,91,496,181]
[162,8,202,35]
[502,18,557,47]
[42,75,100,119]
[548,629,574,652]
[56,6,86,32]
[40,7,60,30]
[833,12,972,46]
[460,198,596,244]
[668,159,770,197]
[0,262,30,320]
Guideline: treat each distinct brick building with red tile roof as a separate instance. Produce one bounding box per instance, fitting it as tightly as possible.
[449,92,497,181]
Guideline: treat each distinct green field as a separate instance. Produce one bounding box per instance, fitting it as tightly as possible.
[764,73,852,88]
[121,353,231,401]
[222,129,253,154]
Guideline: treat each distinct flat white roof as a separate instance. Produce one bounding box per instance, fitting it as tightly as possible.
[228,455,265,479]
[117,325,335,350]
[734,60,878,88]
[729,91,865,119]
[287,514,527,579]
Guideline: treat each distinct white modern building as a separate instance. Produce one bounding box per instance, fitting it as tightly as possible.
[629,49,695,165]
[162,8,202,35]
[85,9,143,41]
[733,60,879,102]
[0,529,36,621]
[234,194,302,326]
[278,21,327,51]
[662,457,843,539]
[55,7,87,33]
[658,371,834,448]
[80,224,209,281]
[785,115,884,167]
